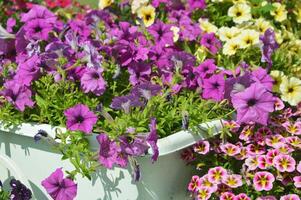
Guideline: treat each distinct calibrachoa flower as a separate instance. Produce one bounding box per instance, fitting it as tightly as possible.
[297,161,301,173]
[231,83,275,125]
[208,166,227,184]
[220,142,240,156]
[193,140,210,155]
[256,196,277,200]
[64,104,98,134]
[280,194,300,200]
[188,175,201,192]
[257,155,270,170]
[253,171,275,191]
[293,176,301,188]
[220,192,235,200]
[196,186,212,200]
[41,168,77,200]
[273,154,296,172]
[245,156,259,170]
[222,174,243,188]
[282,121,301,135]
[234,193,251,200]
[199,175,218,192]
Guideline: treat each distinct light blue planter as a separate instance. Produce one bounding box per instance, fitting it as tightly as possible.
[0,120,222,200]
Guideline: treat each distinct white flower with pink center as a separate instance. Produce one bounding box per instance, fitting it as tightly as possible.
[258,155,270,169]
[234,193,251,200]
[239,125,254,142]
[194,140,210,155]
[220,143,241,156]
[293,176,301,188]
[220,192,235,200]
[207,166,227,184]
[266,149,280,165]
[280,194,300,200]
[282,121,301,135]
[188,175,201,192]
[265,134,285,148]
[253,171,275,191]
[273,154,296,172]
[222,174,243,188]
[245,156,259,170]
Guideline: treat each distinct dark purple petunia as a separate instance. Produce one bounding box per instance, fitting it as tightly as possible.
[148,20,174,53]
[10,179,32,200]
[80,67,106,96]
[64,104,98,134]
[97,133,120,169]
[202,74,225,101]
[111,95,143,113]
[119,135,149,156]
[131,82,162,100]
[147,118,159,163]
[15,55,40,86]
[41,168,77,200]
[1,80,34,111]
[200,33,222,55]
[260,29,279,70]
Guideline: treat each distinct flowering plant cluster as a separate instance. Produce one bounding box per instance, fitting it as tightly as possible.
[0,0,301,199]
[0,179,32,200]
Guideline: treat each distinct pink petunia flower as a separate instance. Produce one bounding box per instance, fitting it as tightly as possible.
[293,176,301,188]
[282,121,301,135]
[273,154,296,172]
[280,194,300,200]
[222,174,243,188]
[253,171,275,191]
[208,166,228,184]
[234,193,251,200]
[220,143,241,156]
[193,140,210,155]
[188,175,201,192]
[220,192,235,200]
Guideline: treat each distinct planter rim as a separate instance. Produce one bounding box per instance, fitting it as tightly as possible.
[0,119,223,156]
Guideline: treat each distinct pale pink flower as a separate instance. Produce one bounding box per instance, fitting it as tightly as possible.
[220,192,235,200]
[265,134,285,148]
[239,125,254,142]
[234,193,251,200]
[245,156,259,170]
[258,155,270,170]
[199,175,218,193]
[208,166,228,184]
[256,196,277,200]
[222,174,243,188]
[293,176,301,188]
[220,143,241,156]
[253,171,275,191]
[285,136,301,148]
[235,147,248,160]
[194,141,210,155]
[280,194,300,200]
[266,149,280,165]
[274,97,285,110]
[188,175,201,192]
[282,121,301,135]
[297,161,301,173]
[276,144,294,154]
[273,154,296,172]
[196,186,212,200]
[223,120,240,132]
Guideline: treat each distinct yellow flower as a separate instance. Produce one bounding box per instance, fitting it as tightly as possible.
[218,26,240,41]
[280,76,301,106]
[271,3,287,22]
[275,31,283,44]
[170,26,180,42]
[255,18,272,34]
[137,5,156,27]
[294,6,301,23]
[228,3,252,24]
[98,0,114,10]
[198,18,218,33]
[238,29,260,49]
[131,0,148,14]
[270,70,285,93]
[223,38,241,56]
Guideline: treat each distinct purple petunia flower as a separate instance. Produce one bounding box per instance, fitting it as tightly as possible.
[251,67,274,91]
[128,62,151,85]
[131,83,161,100]
[202,74,225,101]
[80,68,106,96]
[194,59,217,79]
[187,0,206,11]
[1,80,34,111]
[97,133,119,169]
[10,179,32,200]
[15,55,40,86]
[41,168,77,200]
[200,33,222,55]
[260,29,279,70]
[224,72,252,100]
[69,20,91,38]
[119,135,149,156]
[147,118,159,162]
[23,19,53,40]
[21,5,57,23]
[231,83,275,125]
[111,95,143,113]
[64,104,98,134]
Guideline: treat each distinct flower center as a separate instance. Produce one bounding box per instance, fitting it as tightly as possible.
[76,115,84,123]
[34,26,42,33]
[212,82,220,89]
[92,72,100,79]
[247,98,257,106]
[288,87,294,93]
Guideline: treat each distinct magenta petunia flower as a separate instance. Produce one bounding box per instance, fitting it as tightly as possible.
[280,194,300,200]
[188,175,201,192]
[194,59,217,79]
[187,0,206,11]
[41,168,77,200]
[1,80,34,111]
[220,142,240,156]
[21,5,57,23]
[24,19,53,40]
[253,171,275,191]
[80,68,106,96]
[119,135,149,156]
[251,67,274,91]
[293,176,301,188]
[222,174,243,188]
[234,193,251,200]
[207,166,227,184]
[231,83,275,125]
[220,192,235,200]
[110,95,143,113]
[97,133,119,169]
[193,140,210,155]
[131,83,162,100]
[147,118,159,162]
[64,104,98,134]
[15,55,40,86]
[273,154,296,172]
[202,74,225,101]
[200,33,222,55]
